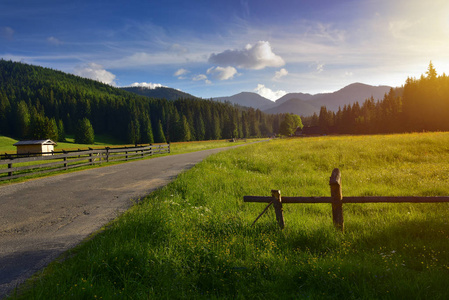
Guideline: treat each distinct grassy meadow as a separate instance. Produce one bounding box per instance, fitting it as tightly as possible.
[11,132,449,299]
[0,136,257,184]
[0,135,256,154]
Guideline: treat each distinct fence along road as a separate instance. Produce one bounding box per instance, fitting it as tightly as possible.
[0,145,243,299]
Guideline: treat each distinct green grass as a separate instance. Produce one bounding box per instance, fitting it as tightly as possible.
[0,135,262,185]
[0,136,19,152]
[169,138,263,155]
[10,132,449,299]
[0,135,259,154]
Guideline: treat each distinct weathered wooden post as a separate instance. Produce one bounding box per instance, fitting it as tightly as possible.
[271,189,285,229]
[329,168,344,232]
[8,163,12,177]
[168,142,171,153]
[105,147,110,163]
[88,147,93,165]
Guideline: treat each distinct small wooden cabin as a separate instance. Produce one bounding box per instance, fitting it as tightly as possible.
[13,139,57,156]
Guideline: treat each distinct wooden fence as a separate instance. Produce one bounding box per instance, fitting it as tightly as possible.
[0,143,170,181]
[244,168,449,232]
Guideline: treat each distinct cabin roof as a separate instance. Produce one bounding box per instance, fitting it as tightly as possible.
[13,139,57,146]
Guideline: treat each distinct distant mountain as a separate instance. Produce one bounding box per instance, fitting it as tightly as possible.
[263,98,319,116]
[260,83,393,116]
[275,92,314,105]
[311,83,392,111]
[213,83,393,116]
[121,86,199,101]
[213,92,276,110]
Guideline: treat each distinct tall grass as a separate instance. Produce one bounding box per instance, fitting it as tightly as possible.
[11,132,449,299]
[0,136,19,152]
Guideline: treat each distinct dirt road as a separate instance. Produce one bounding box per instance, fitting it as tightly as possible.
[0,147,239,298]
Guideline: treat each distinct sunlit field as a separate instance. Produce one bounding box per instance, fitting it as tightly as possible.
[0,135,258,154]
[0,136,260,184]
[11,132,449,299]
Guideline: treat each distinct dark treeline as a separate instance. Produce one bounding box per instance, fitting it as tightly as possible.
[303,62,449,134]
[0,60,283,143]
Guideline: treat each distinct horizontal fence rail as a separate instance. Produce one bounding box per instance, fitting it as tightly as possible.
[0,143,170,181]
[244,196,449,204]
[244,168,449,232]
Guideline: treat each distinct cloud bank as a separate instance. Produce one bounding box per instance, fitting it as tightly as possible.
[193,74,211,84]
[207,66,238,80]
[174,68,189,77]
[74,63,116,86]
[209,41,285,70]
[254,84,287,101]
[273,68,288,80]
[129,82,164,89]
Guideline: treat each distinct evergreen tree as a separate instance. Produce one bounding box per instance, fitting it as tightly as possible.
[127,119,140,145]
[29,111,46,139]
[57,119,66,142]
[0,93,11,135]
[14,100,30,138]
[75,118,95,144]
[195,114,206,141]
[140,114,154,144]
[212,111,221,140]
[154,120,166,143]
[180,115,192,141]
[46,118,59,142]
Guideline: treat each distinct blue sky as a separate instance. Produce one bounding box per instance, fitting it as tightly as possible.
[1,0,449,100]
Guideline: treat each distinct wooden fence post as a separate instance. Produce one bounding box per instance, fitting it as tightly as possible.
[105,147,110,163]
[271,189,285,229]
[88,151,93,165]
[8,163,12,177]
[329,168,344,232]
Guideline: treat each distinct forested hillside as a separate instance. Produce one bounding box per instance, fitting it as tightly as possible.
[121,86,198,101]
[304,62,449,134]
[0,60,283,143]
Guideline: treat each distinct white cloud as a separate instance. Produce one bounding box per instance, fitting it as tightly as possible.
[316,63,324,73]
[208,41,285,70]
[193,74,207,81]
[74,63,116,86]
[174,68,189,77]
[193,74,211,84]
[47,36,62,45]
[0,26,14,40]
[254,84,287,101]
[168,43,189,56]
[129,82,164,89]
[273,68,288,80]
[206,66,238,80]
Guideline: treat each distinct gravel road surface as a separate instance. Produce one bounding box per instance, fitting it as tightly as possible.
[0,147,239,298]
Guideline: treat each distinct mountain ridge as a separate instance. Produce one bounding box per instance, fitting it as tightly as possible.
[120,86,199,101]
[123,82,394,116]
[209,82,393,116]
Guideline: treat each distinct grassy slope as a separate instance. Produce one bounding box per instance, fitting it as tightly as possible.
[0,135,257,154]
[12,132,449,299]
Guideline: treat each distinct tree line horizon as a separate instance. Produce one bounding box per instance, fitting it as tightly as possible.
[0,60,447,145]
[303,62,448,135]
[0,60,296,144]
